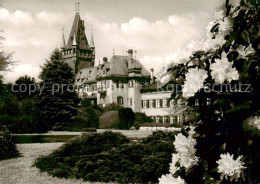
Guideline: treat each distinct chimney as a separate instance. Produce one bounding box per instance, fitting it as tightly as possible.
[103,57,108,63]
[150,68,155,83]
[127,49,133,60]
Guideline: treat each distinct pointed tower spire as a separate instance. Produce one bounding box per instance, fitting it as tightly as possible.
[72,32,77,46]
[90,28,95,48]
[61,28,66,49]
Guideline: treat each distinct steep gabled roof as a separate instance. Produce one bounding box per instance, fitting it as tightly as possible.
[76,67,97,85]
[66,13,90,50]
[96,55,151,78]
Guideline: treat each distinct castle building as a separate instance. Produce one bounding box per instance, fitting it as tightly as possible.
[61,11,195,124]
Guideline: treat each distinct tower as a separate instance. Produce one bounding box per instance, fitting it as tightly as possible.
[61,8,95,73]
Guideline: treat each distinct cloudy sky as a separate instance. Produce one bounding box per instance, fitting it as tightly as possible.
[0,0,225,82]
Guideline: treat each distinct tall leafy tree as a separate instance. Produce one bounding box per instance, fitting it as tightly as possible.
[13,75,36,100]
[36,48,80,130]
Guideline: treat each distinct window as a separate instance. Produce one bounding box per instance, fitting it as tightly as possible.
[149,99,154,108]
[163,116,166,123]
[143,100,147,108]
[117,96,123,105]
[170,116,174,124]
[120,81,124,88]
[156,99,160,108]
[129,80,133,88]
[170,100,175,107]
[163,99,167,107]
[159,116,163,123]
[170,116,177,123]
[93,85,97,91]
[103,69,106,75]
[177,115,181,123]
[130,98,133,106]
[156,116,160,123]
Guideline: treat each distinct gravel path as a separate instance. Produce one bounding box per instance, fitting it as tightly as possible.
[0,143,104,184]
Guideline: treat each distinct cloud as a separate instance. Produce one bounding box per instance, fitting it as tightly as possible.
[139,56,164,76]
[1,8,210,82]
[2,64,41,83]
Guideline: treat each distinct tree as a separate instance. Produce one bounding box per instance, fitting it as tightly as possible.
[118,107,135,130]
[159,0,260,183]
[13,75,36,100]
[35,48,80,130]
[0,51,14,72]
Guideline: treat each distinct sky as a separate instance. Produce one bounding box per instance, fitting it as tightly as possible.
[0,0,225,83]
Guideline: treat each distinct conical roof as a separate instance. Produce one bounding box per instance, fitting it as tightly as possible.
[90,29,95,48]
[66,12,90,50]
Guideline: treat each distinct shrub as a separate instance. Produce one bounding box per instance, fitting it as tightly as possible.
[0,126,19,160]
[99,110,119,129]
[65,107,99,131]
[141,123,172,127]
[34,131,175,183]
[81,128,97,132]
[133,121,141,130]
[135,112,153,124]
[118,107,135,130]
[102,103,121,112]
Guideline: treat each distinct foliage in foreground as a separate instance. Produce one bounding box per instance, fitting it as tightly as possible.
[34,131,176,183]
[159,0,260,183]
[0,126,19,160]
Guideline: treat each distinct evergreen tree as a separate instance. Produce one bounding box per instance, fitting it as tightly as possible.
[36,48,80,130]
[118,107,135,130]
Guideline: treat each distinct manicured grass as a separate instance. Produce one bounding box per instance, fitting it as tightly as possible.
[13,135,78,144]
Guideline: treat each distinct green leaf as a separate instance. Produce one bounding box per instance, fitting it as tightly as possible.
[241,30,250,44]
[226,103,250,113]
[210,23,219,33]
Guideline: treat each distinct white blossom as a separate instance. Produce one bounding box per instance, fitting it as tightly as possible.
[214,10,225,21]
[245,116,260,130]
[165,48,192,66]
[216,153,246,181]
[159,174,185,184]
[173,133,198,171]
[159,130,197,184]
[236,45,255,59]
[210,52,239,84]
[206,21,217,38]
[218,17,232,35]
[182,68,208,98]
[169,153,180,175]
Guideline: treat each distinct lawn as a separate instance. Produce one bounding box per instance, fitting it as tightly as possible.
[13,135,78,144]
[0,143,107,184]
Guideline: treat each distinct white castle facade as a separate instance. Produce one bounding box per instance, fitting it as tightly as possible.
[61,12,192,124]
